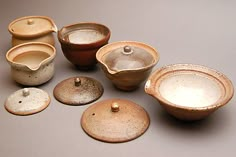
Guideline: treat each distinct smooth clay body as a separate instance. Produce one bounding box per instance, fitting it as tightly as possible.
[96,41,159,91]
[8,16,57,46]
[6,42,56,86]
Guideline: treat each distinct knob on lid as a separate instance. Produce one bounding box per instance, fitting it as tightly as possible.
[53,76,104,106]
[8,16,57,38]
[81,98,150,143]
[4,88,50,116]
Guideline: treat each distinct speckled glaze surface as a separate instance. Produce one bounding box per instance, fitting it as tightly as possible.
[53,76,104,105]
[5,88,50,116]
[96,41,159,91]
[81,98,150,143]
[58,22,111,70]
[6,42,56,86]
[145,64,234,121]
[8,16,57,46]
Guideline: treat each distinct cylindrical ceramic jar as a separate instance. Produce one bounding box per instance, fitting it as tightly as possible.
[6,42,56,86]
[8,16,57,46]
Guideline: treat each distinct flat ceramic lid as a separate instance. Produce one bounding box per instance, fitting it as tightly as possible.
[81,98,150,143]
[53,76,104,105]
[8,16,57,37]
[145,64,234,109]
[5,88,50,116]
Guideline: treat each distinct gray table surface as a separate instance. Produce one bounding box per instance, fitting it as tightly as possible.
[0,0,235,157]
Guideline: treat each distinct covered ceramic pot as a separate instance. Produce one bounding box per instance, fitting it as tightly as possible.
[6,42,56,86]
[8,16,57,46]
[96,41,159,91]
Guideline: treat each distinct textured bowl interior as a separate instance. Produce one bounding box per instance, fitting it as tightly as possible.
[146,64,234,110]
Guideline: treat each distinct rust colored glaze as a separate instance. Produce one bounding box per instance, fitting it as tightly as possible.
[145,64,234,121]
[53,76,104,105]
[58,22,111,70]
[96,41,159,91]
[81,98,150,143]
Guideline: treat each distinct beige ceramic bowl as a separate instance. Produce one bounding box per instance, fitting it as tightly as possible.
[6,42,56,86]
[96,41,159,91]
[145,64,234,121]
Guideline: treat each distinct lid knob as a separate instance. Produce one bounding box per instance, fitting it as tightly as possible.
[27,19,34,25]
[74,77,81,86]
[22,88,30,97]
[123,46,133,55]
[111,102,120,112]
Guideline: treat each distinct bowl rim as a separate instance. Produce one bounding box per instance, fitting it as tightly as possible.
[96,40,160,74]
[145,63,234,111]
[57,22,111,47]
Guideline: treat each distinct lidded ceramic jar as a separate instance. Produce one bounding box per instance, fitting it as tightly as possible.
[8,16,57,46]
[6,42,56,86]
[96,41,159,91]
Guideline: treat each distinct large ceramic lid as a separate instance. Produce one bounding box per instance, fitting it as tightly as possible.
[5,88,50,116]
[81,98,150,143]
[97,41,159,71]
[8,16,57,38]
[53,76,104,105]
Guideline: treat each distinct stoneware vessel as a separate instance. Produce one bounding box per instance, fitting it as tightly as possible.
[58,22,111,70]
[6,42,56,86]
[96,41,159,91]
[8,16,57,46]
[145,64,234,121]
[81,98,150,143]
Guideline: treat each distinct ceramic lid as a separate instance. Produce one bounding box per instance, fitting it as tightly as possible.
[81,98,150,143]
[53,76,104,106]
[8,16,57,38]
[5,88,50,116]
[97,41,159,71]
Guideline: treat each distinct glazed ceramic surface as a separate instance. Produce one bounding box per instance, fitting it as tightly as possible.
[8,16,57,46]
[53,76,104,105]
[6,42,56,86]
[145,64,234,121]
[81,98,150,143]
[58,22,110,70]
[96,41,159,91]
[5,88,50,116]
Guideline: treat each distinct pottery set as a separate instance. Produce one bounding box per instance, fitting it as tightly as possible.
[4,15,234,143]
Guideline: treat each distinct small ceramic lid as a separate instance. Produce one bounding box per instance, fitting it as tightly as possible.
[5,88,50,116]
[81,98,150,143]
[53,76,104,105]
[8,16,57,38]
[101,42,158,71]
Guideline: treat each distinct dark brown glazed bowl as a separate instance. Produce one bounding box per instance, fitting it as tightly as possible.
[58,22,111,70]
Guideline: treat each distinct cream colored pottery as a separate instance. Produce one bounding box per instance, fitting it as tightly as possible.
[5,88,50,116]
[145,64,234,121]
[96,41,159,91]
[8,16,57,46]
[6,42,56,86]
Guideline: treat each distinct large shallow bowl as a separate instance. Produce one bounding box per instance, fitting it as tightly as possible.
[58,22,111,70]
[145,64,234,121]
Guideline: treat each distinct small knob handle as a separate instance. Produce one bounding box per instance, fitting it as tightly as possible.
[122,46,133,55]
[111,102,119,112]
[22,88,30,97]
[74,77,81,86]
[27,19,34,25]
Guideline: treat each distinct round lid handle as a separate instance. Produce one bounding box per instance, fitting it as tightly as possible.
[122,46,133,55]
[74,77,81,86]
[27,19,34,25]
[111,102,120,112]
[22,88,30,97]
